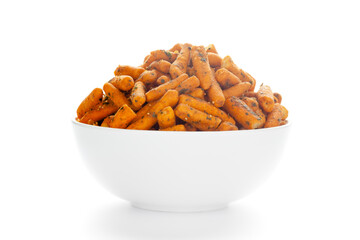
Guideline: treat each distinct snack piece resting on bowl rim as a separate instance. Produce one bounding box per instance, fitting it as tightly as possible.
[76,43,289,131]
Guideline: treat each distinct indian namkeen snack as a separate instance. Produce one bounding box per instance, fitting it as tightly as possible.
[76,43,289,131]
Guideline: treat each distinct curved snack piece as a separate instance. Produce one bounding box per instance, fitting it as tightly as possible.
[145,73,188,102]
[217,122,238,131]
[215,68,241,89]
[103,83,130,108]
[109,75,134,92]
[174,103,221,131]
[127,90,179,130]
[245,71,257,92]
[160,124,186,131]
[170,43,192,79]
[148,60,172,73]
[131,101,156,123]
[223,97,265,129]
[241,97,266,120]
[77,88,103,119]
[100,115,114,127]
[206,69,225,107]
[205,44,218,54]
[221,56,255,89]
[157,106,176,129]
[191,46,212,90]
[110,104,137,129]
[207,53,222,68]
[130,81,146,109]
[273,92,282,104]
[136,70,158,84]
[179,94,235,124]
[80,100,118,124]
[188,88,205,100]
[264,103,288,128]
[114,65,145,79]
[223,82,251,98]
[156,75,171,85]
[169,43,183,52]
[175,76,200,95]
[257,84,275,113]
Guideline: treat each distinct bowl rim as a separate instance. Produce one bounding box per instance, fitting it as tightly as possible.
[72,118,291,134]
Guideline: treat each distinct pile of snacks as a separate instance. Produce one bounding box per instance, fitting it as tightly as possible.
[76,43,288,131]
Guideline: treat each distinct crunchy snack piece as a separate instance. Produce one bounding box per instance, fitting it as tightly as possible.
[145,73,188,102]
[257,84,275,113]
[156,75,171,85]
[184,123,197,131]
[241,97,266,120]
[245,72,257,92]
[243,91,257,98]
[136,70,158,84]
[264,103,288,128]
[131,101,156,123]
[223,82,251,98]
[114,65,145,79]
[221,56,255,89]
[206,69,225,107]
[186,66,196,76]
[169,43,183,52]
[127,90,179,130]
[188,88,205,100]
[130,81,146,109]
[101,115,114,127]
[273,92,282,104]
[77,88,103,119]
[215,68,241,89]
[191,46,212,90]
[179,94,235,124]
[110,104,137,129]
[217,122,238,131]
[157,106,176,129]
[223,97,265,129]
[80,100,118,124]
[103,83,130,108]
[174,103,222,131]
[160,124,186,131]
[109,75,134,92]
[175,75,200,95]
[207,53,222,68]
[148,60,172,73]
[170,43,192,79]
[205,44,218,54]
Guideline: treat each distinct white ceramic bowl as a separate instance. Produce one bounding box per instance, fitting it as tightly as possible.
[72,119,290,212]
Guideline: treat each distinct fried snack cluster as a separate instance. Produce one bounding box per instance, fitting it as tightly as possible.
[76,43,288,131]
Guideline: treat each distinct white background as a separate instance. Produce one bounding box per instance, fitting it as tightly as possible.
[1,0,359,239]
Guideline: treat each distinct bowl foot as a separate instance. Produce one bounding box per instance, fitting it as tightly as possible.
[131,202,228,213]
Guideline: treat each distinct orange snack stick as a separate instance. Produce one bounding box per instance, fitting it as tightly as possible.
[148,60,171,73]
[110,104,137,129]
[215,68,241,89]
[175,75,200,95]
[80,100,118,124]
[130,81,146,109]
[223,82,251,98]
[179,94,235,124]
[145,73,188,102]
[264,103,288,128]
[174,103,221,131]
[184,123,197,131]
[223,97,265,129]
[114,65,145,79]
[109,75,134,92]
[156,75,170,85]
[169,43,183,52]
[150,50,178,62]
[77,88,103,119]
[127,90,179,130]
[207,52,222,68]
[241,97,266,120]
[273,92,282,104]
[191,46,212,90]
[188,88,205,100]
[205,44,218,54]
[206,70,225,107]
[243,91,258,98]
[186,66,196,76]
[157,106,176,129]
[217,122,238,131]
[160,125,186,131]
[221,56,255,87]
[100,115,114,127]
[135,70,158,84]
[131,101,157,123]
[245,72,256,91]
[170,43,192,79]
[257,84,275,113]
[103,83,130,108]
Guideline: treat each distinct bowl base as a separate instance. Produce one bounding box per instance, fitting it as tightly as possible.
[131,202,228,213]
